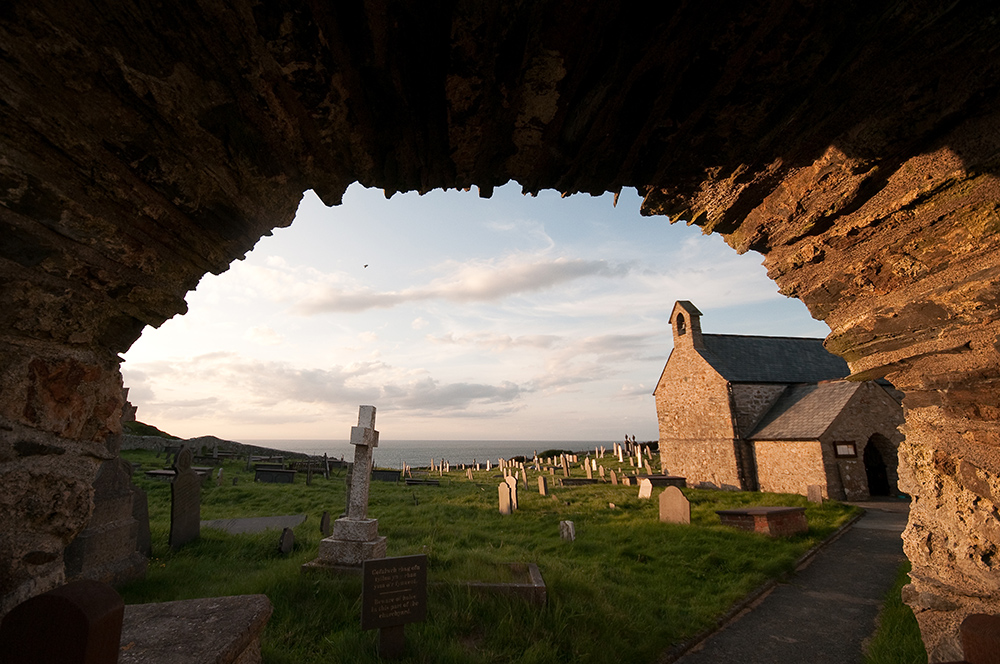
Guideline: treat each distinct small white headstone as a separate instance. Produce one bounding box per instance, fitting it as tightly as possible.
[498,483,512,515]
[638,478,653,499]
[505,475,519,510]
[560,520,575,541]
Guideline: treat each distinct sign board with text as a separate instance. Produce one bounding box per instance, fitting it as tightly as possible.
[361,554,427,630]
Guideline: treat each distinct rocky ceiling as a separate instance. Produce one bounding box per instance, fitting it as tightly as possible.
[2,1,999,659]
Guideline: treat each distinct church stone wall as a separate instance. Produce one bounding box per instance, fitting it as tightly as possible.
[754,439,827,496]
[730,384,788,437]
[655,347,743,489]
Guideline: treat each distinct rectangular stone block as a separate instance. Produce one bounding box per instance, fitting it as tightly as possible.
[318,536,388,565]
[332,518,380,542]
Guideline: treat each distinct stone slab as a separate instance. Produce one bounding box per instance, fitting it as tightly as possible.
[716,506,808,537]
[316,536,387,565]
[119,594,272,664]
[201,514,306,535]
[461,563,547,606]
[644,475,687,488]
[559,478,598,486]
[254,468,296,484]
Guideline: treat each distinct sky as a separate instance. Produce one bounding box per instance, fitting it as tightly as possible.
[120,183,830,442]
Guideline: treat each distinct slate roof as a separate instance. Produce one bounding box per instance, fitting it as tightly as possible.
[699,334,849,384]
[747,381,861,440]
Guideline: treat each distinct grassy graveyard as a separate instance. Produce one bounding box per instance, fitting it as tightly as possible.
[120,448,862,663]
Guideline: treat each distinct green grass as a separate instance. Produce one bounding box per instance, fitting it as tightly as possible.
[864,562,928,664]
[123,420,181,438]
[120,449,860,663]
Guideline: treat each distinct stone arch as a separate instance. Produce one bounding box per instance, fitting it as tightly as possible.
[2,3,1000,659]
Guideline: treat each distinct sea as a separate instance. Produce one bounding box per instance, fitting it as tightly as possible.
[241,439,615,469]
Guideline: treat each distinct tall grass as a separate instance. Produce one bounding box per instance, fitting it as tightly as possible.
[120,450,859,663]
[863,563,928,664]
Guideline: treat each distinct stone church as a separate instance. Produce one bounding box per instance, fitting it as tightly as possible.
[655,301,904,500]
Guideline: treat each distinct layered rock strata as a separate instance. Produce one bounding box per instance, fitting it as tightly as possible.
[1,3,1000,658]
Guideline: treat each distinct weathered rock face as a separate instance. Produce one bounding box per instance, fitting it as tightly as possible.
[2,1,1000,657]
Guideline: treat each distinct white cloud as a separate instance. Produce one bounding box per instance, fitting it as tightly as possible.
[291,255,630,314]
[245,325,283,346]
[411,317,429,329]
[427,332,560,352]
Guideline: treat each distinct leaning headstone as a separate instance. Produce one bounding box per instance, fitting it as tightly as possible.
[638,478,653,499]
[520,467,527,489]
[278,527,295,555]
[659,486,691,524]
[559,520,575,541]
[320,511,332,537]
[585,462,593,480]
[498,483,512,515]
[215,467,224,487]
[65,455,148,586]
[303,406,387,572]
[169,446,201,550]
[0,579,125,664]
[505,475,519,510]
[610,469,618,485]
[807,484,823,503]
[599,465,606,479]
[538,475,548,496]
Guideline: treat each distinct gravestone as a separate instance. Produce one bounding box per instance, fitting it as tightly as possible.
[303,406,387,572]
[659,486,691,524]
[638,478,653,499]
[64,455,147,586]
[559,520,575,541]
[306,465,313,486]
[520,467,527,489]
[169,446,200,550]
[362,554,427,659]
[466,468,474,481]
[807,484,823,503]
[215,467,223,487]
[232,477,238,486]
[585,462,593,480]
[538,476,548,496]
[0,579,124,664]
[498,483,512,515]
[610,469,618,485]
[278,527,295,554]
[321,511,332,537]
[505,475,519,510]
[599,465,606,479]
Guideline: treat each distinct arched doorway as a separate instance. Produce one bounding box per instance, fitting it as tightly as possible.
[863,435,891,497]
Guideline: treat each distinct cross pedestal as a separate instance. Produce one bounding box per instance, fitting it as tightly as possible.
[302,406,387,573]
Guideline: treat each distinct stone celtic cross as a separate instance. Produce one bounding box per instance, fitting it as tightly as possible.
[347,405,379,521]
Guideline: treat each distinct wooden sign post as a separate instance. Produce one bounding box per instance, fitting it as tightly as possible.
[361,554,427,659]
